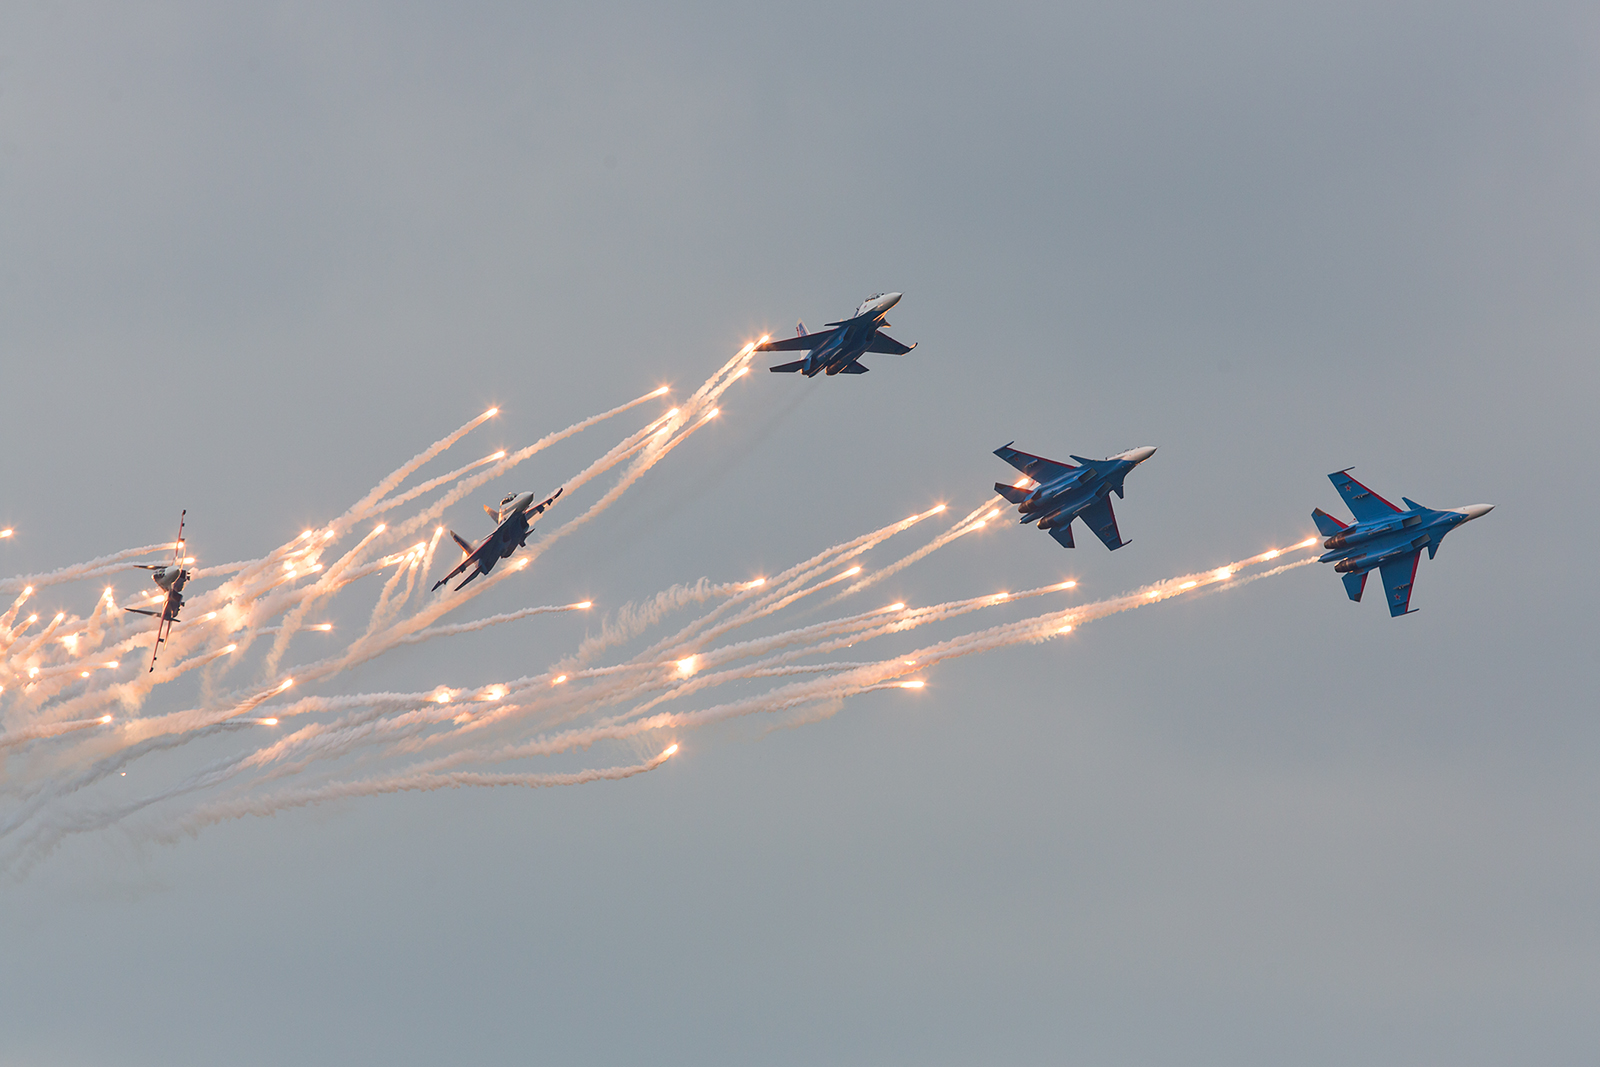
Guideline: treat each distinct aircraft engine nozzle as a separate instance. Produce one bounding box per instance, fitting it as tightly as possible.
[1324,533,1348,550]
[1333,558,1366,573]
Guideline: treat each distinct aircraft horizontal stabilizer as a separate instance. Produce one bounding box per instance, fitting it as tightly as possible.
[769,360,806,373]
[1311,508,1347,536]
[125,607,159,617]
[993,482,1030,505]
[1048,523,1076,549]
[839,363,869,374]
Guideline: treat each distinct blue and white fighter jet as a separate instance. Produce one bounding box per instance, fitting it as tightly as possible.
[756,293,915,376]
[1312,470,1492,617]
[992,444,1158,550]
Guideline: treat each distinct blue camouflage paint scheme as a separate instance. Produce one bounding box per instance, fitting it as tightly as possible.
[757,293,915,377]
[992,443,1158,551]
[1312,469,1492,617]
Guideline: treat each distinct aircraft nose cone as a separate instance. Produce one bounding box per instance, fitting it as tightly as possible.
[1461,503,1494,521]
[879,292,902,310]
[1125,446,1157,464]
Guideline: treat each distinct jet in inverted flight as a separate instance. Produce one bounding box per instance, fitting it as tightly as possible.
[992,444,1158,550]
[756,292,915,376]
[433,488,562,593]
[1312,469,1492,617]
[126,510,193,672]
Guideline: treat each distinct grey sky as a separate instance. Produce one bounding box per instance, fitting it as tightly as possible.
[1,1,1597,1063]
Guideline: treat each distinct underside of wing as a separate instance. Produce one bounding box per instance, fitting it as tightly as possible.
[1378,550,1421,616]
[433,541,488,591]
[862,330,915,355]
[994,443,1078,483]
[1078,496,1128,551]
[1329,469,1402,523]
[757,326,839,352]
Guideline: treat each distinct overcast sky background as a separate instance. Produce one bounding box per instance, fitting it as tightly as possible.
[1,1,1597,1063]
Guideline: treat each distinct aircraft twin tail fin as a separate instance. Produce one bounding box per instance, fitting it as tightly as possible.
[993,482,1030,505]
[450,531,474,555]
[1311,508,1348,537]
[1341,571,1368,602]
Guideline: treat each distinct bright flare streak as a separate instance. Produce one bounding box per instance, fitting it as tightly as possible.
[1058,581,1077,589]
[653,386,670,396]
[677,656,697,675]
[933,505,946,513]
[704,408,720,420]
[1263,550,1280,560]
[662,743,680,757]
[747,578,765,588]
[480,686,507,701]
[100,715,113,724]
[887,603,906,611]
[435,692,452,704]
[22,587,32,596]
[182,557,194,565]
[0,529,11,537]
[994,592,1009,600]
[225,644,238,653]
[205,612,217,620]
[28,668,38,677]
[575,601,592,609]
[986,509,1001,519]
[261,718,279,726]
[667,408,679,417]
[301,530,314,540]
[283,562,295,572]
[844,566,862,577]
[973,521,987,528]
[1215,568,1233,580]
[108,661,118,669]
[491,450,506,460]
[1146,591,1161,599]
[553,675,568,685]
[484,407,498,418]
[313,623,333,631]
[900,680,925,689]
[516,558,529,569]
[1296,537,1319,548]
[1059,624,1074,633]
[1180,581,1198,590]
[1013,477,1030,488]
[373,524,386,534]
[310,563,322,572]
[733,367,749,377]
[80,671,89,678]
[54,612,64,622]
[278,679,294,691]
[905,660,917,665]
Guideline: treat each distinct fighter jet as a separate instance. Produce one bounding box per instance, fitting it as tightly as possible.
[992,444,1158,550]
[126,510,192,672]
[1312,469,1492,617]
[432,488,562,593]
[756,292,915,376]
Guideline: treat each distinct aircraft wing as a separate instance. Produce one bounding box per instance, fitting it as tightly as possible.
[863,330,915,355]
[1329,470,1401,523]
[757,327,839,352]
[1377,550,1421,616]
[1078,496,1128,550]
[994,443,1078,483]
[432,534,490,592]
